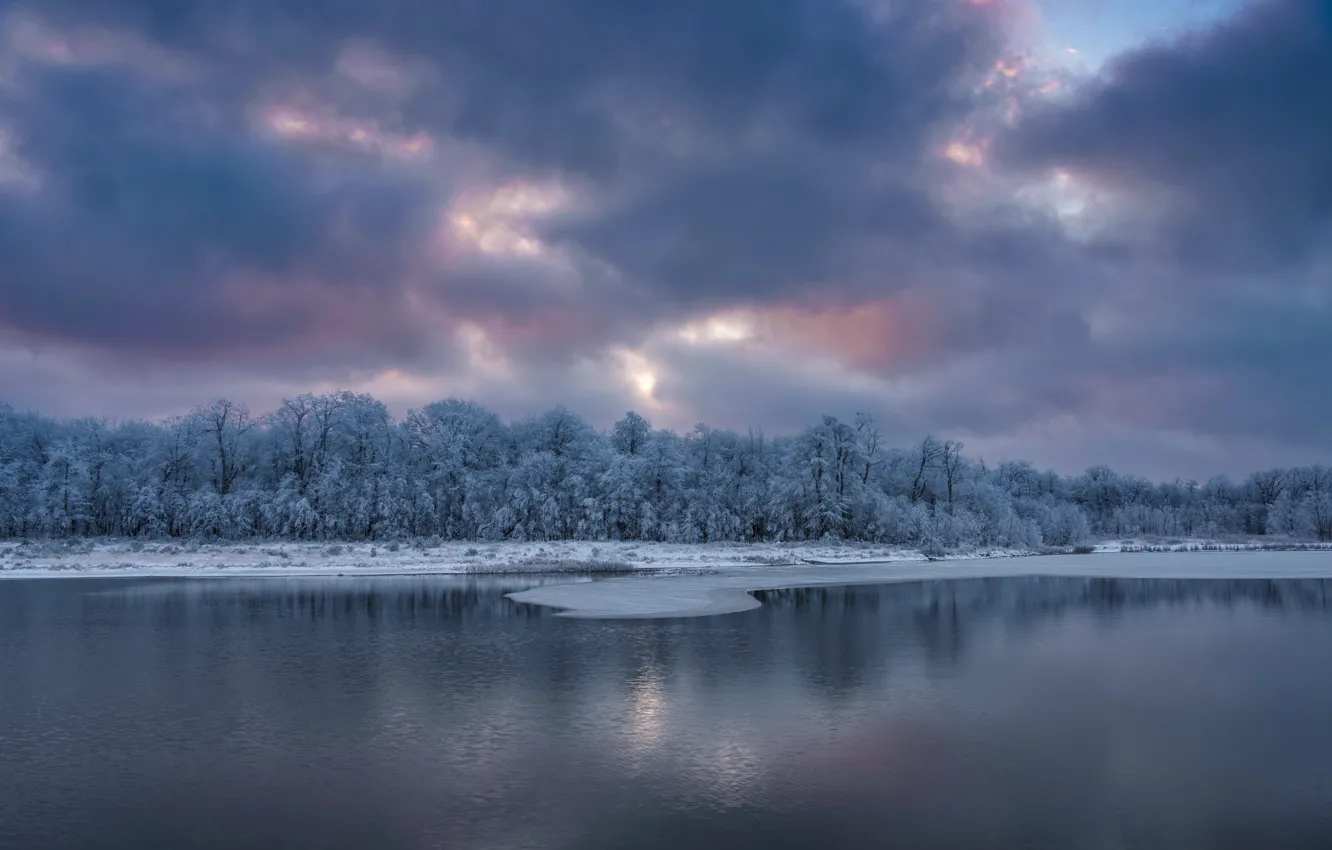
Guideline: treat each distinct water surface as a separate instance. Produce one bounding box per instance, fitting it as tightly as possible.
[3,575,1331,849]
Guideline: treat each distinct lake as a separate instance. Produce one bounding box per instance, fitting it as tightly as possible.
[3,574,1332,849]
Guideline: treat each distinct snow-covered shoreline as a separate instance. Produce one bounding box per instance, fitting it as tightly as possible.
[1,536,1330,580]
[0,538,1004,579]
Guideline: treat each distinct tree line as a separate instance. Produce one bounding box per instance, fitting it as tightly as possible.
[1,393,1330,548]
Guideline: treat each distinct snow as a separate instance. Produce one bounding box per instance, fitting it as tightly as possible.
[0,538,1003,579]
[0,537,1328,583]
[1089,537,1332,553]
[507,550,1332,619]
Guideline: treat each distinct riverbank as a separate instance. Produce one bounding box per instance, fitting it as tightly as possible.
[0,538,1004,579]
[0,536,1328,579]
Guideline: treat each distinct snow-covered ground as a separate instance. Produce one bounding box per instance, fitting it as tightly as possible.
[0,538,1026,579]
[0,536,1328,580]
[1091,537,1332,553]
[509,550,1332,619]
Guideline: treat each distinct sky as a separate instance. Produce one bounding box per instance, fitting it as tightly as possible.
[0,0,1328,480]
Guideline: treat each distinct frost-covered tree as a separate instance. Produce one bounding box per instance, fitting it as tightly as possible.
[0,393,1327,547]
[192,399,253,497]
[611,411,651,457]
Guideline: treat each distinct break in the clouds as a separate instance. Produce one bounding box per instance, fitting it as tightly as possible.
[0,0,1328,478]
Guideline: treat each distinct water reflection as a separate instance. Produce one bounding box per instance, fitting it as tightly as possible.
[89,574,580,616]
[1,575,1331,849]
[66,573,1332,626]
[752,577,1332,684]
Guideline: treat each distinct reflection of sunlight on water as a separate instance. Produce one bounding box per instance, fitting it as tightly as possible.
[620,667,765,809]
[687,732,764,811]
[625,665,667,755]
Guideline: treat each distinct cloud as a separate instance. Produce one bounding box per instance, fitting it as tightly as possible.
[980,0,1332,460]
[0,0,1329,476]
[0,54,438,362]
[1,0,1015,360]
[998,0,1332,271]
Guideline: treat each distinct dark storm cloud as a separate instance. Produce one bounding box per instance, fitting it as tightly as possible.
[999,0,1332,272]
[976,0,1332,458]
[38,0,1000,155]
[1,0,1009,361]
[1109,289,1332,443]
[522,0,1007,307]
[545,160,950,307]
[0,59,435,360]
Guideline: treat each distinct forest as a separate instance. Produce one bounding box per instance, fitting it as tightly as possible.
[1,393,1329,549]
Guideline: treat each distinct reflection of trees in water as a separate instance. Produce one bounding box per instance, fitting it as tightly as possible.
[753,577,1332,618]
[746,585,967,692]
[87,577,567,622]
[749,578,1332,698]
[89,574,1332,626]
[65,574,1332,708]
